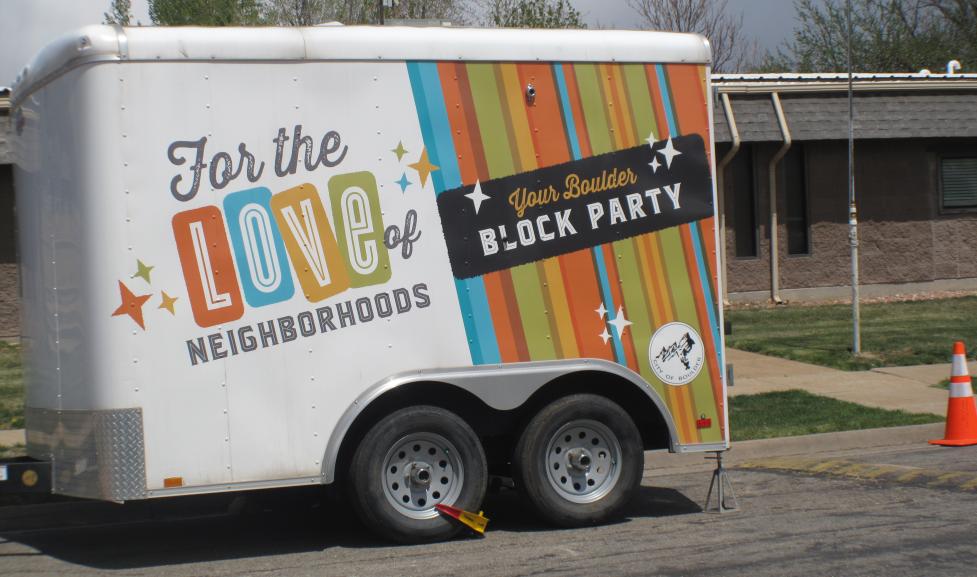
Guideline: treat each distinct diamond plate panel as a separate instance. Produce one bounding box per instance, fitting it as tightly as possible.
[94,409,146,500]
[23,406,146,500]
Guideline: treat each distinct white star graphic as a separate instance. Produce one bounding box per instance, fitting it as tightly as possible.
[657,137,682,169]
[645,131,657,149]
[465,180,491,214]
[595,303,608,319]
[648,156,661,173]
[608,306,633,338]
[599,327,612,344]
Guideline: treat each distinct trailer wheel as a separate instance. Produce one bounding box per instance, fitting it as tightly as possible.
[348,405,487,544]
[513,394,643,527]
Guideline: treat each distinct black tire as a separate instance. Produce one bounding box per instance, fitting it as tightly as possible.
[347,405,488,544]
[513,394,643,527]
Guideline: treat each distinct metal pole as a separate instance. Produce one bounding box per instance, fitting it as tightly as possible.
[378,0,384,25]
[847,0,861,354]
[769,92,792,305]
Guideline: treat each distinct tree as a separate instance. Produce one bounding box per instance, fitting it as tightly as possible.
[385,0,467,23]
[149,0,262,26]
[103,0,133,25]
[928,0,977,68]
[487,0,585,29]
[765,0,975,73]
[627,0,756,72]
[311,0,375,24]
[261,0,334,25]
[261,0,466,26]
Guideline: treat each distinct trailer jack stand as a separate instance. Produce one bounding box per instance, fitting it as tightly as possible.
[704,451,739,514]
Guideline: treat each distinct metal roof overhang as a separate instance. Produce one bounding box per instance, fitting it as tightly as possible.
[714,73,977,94]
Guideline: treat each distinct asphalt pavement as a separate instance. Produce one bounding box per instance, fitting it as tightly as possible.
[1,349,973,575]
[1,440,976,576]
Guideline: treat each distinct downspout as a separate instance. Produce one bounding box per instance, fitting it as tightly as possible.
[769,92,791,304]
[716,93,740,306]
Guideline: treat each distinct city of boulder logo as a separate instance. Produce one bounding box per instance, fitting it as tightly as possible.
[649,322,704,386]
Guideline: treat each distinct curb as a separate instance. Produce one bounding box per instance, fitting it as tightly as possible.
[738,456,977,493]
[644,422,946,477]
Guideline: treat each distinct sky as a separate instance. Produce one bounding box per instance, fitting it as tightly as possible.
[0,0,803,88]
[569,0,799,52]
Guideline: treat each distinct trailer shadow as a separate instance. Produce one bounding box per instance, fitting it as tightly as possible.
[0,485,702,570]
[482,485,702,532]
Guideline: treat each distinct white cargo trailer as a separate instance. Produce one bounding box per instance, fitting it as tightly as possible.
[7,24,727,542]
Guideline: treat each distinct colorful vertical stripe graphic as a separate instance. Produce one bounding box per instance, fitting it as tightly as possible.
[408,61,723,445]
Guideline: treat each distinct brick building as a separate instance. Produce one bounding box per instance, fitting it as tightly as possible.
[0,88,15,336]
[714,73,977,303]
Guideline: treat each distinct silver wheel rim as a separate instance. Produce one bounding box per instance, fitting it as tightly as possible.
[381,432,464,519]
[544,419,622,504]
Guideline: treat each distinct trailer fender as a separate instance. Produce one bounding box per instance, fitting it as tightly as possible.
[321,358,678,484]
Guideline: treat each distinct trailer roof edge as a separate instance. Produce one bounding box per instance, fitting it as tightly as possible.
[11,25,712,107]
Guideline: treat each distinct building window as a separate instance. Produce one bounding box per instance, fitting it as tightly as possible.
[784,145,809,255]
[730,145,758,258]
[941,157,977,211]
[0,165,15,264]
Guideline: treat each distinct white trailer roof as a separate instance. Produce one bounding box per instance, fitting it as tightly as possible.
[12,25,710,104]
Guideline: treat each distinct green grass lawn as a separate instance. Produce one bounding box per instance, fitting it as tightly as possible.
[726,296,977,371]
[0,443,24,460]
[729,390,942,441]
[0,342,23,430]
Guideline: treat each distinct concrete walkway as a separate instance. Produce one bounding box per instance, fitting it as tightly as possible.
[0,428,23,446]
[727,348,970,416]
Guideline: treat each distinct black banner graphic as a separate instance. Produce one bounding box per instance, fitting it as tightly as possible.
[436,133,714,279]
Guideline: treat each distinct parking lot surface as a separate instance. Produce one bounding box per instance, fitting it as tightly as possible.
[1,443,975,576]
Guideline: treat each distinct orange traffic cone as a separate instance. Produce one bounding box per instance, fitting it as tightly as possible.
[930,341,977,446]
